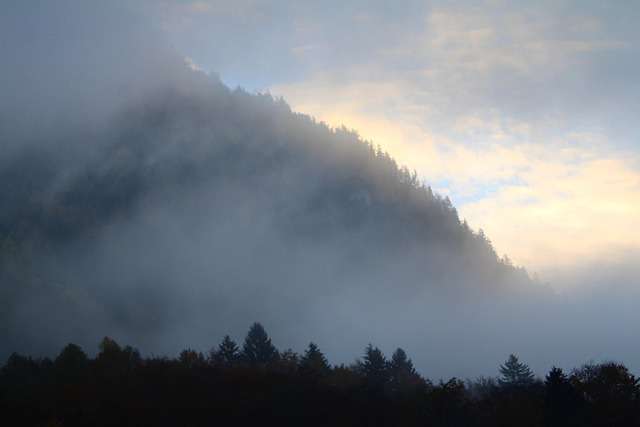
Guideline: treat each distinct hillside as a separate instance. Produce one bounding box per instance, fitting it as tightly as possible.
[0,72,538,359]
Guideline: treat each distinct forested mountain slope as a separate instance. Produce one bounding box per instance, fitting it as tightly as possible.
[0,71,542,365]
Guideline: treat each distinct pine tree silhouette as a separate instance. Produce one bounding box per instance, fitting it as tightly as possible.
[360,344,389,389]
[212,335,240,366]
[499,354,535,387]
[389,348,421,391]
[300,342,331,377]
[242,322,279,364]
[390,348,416,376]
[545,366,579,427]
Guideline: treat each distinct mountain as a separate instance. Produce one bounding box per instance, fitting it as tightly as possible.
[0,70,540,363]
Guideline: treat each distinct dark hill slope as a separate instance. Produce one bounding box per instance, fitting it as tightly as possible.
[0,75,537,361]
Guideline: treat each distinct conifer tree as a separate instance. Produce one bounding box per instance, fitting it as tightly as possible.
[54,343,88,382]
[499,354,535,387]
[360,344,389,388]
[390,348,416,376]
[98,337,121,361]
[212,335,240,366]
[389,348,421,391]
[95,337,141,376]
[545,366,579,427]
[300,342,331,377]
[242,322,279,364]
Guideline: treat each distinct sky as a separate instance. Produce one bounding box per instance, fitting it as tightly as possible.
[144,0,640,287]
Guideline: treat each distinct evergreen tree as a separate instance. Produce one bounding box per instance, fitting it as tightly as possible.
[299,342,331,377]
[212,335,240,366]
[360,344,389,388]
[98,337,121,361]
[242,322,279,365]
[54,343,88,382]
[390,348,416,376]
[96,336,122,374]
[545,366,579,427]
[96,337,141,376]
[389,348,421,391]
[545,366,569,391]
[499,354,535,387]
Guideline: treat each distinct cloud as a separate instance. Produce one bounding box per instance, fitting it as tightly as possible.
[260,0,640,284]
[188,1,212,14]
[184,56,205,72]
[271,75,640,280]
[459,146,640,275]
[424,6,629,75]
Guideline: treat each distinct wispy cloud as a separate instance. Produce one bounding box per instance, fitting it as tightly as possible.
[271,76,640,279]
[153,0,640,284]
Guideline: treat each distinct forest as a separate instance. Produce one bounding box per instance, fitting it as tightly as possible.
[2,322,638,426]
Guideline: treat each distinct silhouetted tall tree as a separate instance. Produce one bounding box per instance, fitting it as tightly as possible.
[242,322,279,365]
[95,337,141,377]
[212,335,240,366]
[389,348,421,392]
[390,348,415,376]
[360,344,389,389]
[98,337,121,360]
[299,342,330,378]
[499,354,535,387]
[54,343,88,382]
[545,366,580,427]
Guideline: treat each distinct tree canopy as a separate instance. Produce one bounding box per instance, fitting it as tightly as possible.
[242,322,279,365]
[299,342,331,377]
[498,354,535,387]
[1,328,639,426]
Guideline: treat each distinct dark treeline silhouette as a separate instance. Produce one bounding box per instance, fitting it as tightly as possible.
[2,323,638,426]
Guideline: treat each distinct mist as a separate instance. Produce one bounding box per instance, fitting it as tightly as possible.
[1,0,639,381]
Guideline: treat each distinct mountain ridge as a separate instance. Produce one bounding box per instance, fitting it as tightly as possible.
[0,72,540,365]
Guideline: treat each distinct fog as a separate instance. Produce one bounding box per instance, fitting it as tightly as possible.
[1,1,638,380]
